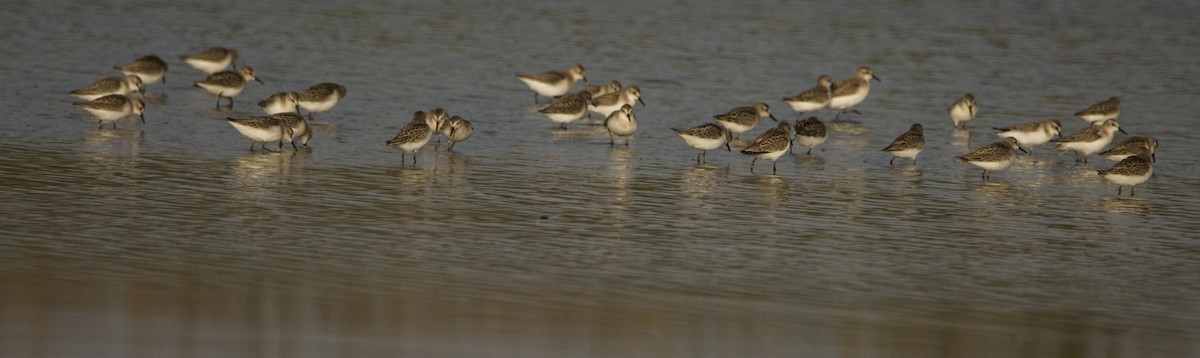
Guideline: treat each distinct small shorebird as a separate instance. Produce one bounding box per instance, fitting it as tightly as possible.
[782,75,832,119]
[992,119,1062,153]
[180,47,238,74]
[258,91,300,115]
[114,55,168,84]
[73,94,145,129]
[792,116,827,155]
[538,91,592,129]
[604,104,638,147]
[1075,96,1120,126]
[713,103,776,138]
[672,123,732,164]
[1099,136,1158,162]
[440,115,474,151]
[948,93,977,129]
[829,66,880,121]
[741,122,793,174]
[1098,149,1153,196]
[70,75,144,101]
[882,123,925,165]
[297,82,347,121]
[193,66,263,109]
[957,137,1023,180]
[517,64,586,103]
[1053,119,1125,163]
[386,111,438,164]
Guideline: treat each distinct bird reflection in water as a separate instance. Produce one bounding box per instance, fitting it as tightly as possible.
[1100,196,1150,215]
[83,128,143,164]
[604,146,635,228]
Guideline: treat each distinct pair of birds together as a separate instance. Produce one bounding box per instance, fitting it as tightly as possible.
[386,108,476,163]
[225,81,350,151]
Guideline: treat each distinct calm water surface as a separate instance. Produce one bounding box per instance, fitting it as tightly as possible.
[2,0,1200,356]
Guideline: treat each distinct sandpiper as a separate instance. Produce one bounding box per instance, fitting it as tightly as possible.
[741,122,793,174]
[386,111,438,164]
[226,115,291,151]
[604,104,637,147]
[1098,149,1153,196]
[516,64,586,103]
[782,75,832,119]
[1099,136,1158,162]
[672,123,732,163]
[440,115,474,151]
[180,47,238,74]
[538,91,592,129]
[73,94,145,129]
[193,66,263,109]
[259,91,300,115]
[70,75,144,101]
[948,93,977,129]
[1053,119,1125,163]
[882,123,925,165]
[713,103,776,138]
[992,119,1062,153]
[589,85,644,117]
[583,80,622,97]
[830,66,880,120]
[792,116,827,155]
[1075,96,1120,126]
[957,137,1023,180]
[113,55,168,84]
[298,82,347,120]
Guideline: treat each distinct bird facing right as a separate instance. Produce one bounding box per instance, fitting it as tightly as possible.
[1053,119,1126,163]
[992,119,1062,153]
[782,75,833,119]
[114,55,168,85]
[73,94,145,129]
[259,91,301,115]
[958,137,1022,180]
[180,47,238,74]
[829,66,881,121]
[193,66,263,109]
[538,91,592,129]
[672,123,732,164]
[713,103,777,138]
[386,111,438,164]
[1098,149,1153,196]
[298,82,347,121]
[1075,96,1120,126]
[516,64,586,103]
[1099,136,1158,162]
[740,122,793,174]
[882,123,925,165]
[70,75,144,101]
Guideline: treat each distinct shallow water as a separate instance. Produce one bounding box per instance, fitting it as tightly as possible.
[3,0,1200,356]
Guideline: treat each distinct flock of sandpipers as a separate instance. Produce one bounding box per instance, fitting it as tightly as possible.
[513,64,1157,196]
[68,51,1157,196]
